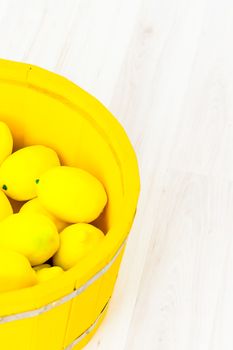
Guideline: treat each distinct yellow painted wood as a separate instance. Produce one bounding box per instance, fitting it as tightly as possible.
[95,248,125,317]
[64,278,102,348]
[0,318,34,350]
[71,305,108,350]
[30,302,72,350]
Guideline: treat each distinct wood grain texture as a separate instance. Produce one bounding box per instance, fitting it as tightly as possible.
[1,0,233,349]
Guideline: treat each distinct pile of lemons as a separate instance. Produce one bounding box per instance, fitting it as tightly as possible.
[0,122,107,292]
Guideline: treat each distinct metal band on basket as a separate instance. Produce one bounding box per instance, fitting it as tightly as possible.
[65,301,109,350]
[0,239,126,324]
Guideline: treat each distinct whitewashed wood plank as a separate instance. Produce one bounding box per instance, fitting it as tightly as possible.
[169,0,233,181]
[0,1,233,349]
[54,0,143,106]
[125,171,233,350]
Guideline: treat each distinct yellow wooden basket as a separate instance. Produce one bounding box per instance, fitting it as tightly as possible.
[0,59,140,350]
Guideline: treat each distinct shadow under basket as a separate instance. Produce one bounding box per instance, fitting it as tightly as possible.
[0,59,140,350]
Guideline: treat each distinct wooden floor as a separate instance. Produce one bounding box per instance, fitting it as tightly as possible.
[2,0,233,348]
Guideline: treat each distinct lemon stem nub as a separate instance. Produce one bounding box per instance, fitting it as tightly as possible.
[35,179,40,184]
[2,184,7,191]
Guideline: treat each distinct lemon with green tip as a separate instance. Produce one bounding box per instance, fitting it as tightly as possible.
[0,121,13,165]
[0,190,13,221]
[0,248,37,292]
[0,145,60,201]
[20,198,67,232]
[53,223,104,270]
[36,166,107,223]
[0,212,60,266]
[36,266,64,283]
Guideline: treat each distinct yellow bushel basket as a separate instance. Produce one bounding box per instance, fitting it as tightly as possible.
[0,59,140,350]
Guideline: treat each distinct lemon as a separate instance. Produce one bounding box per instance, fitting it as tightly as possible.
[0,213,60,266]
[0,190,13,221]
[20,198,67,232]
[0,248,37,292]
[36,166,107,223]
[53,223,104,270]
[36,266,64,283]
[0,121,13,165]
[33,263,51,272]
[0,145,60,201]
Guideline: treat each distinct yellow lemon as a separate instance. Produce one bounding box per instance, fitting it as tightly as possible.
[20,198,67,232]
[0,213,60,266]
[36,266,64,283]
[0,190,13,221]
[0,121,13,165]
[0,248,37,292]
[33,263,51,272]
[0,145,60,201]
[53,223,104,270]
[36,166,107,223]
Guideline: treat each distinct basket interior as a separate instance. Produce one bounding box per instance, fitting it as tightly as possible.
[0,80,124,233]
